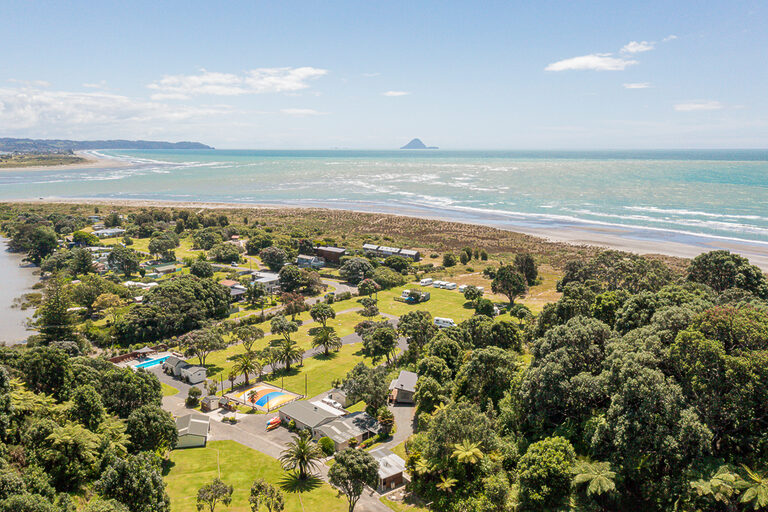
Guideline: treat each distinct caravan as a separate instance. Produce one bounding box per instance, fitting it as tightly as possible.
[444,282,457,290]
[419,278,433,287]
[434,317,456,329]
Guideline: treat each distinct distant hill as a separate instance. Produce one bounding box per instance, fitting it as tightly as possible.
[400,138,438,150]
[0,138,214,153]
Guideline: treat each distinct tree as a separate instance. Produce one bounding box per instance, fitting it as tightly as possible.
[370,267,406,289]
[96,453,171,512]
[100,367,162,418]
[514,252,538,286]
[108,245,140,277]
[459,251,470,265]
[126,405,178,454]
[735,465,768,511]
[687,250,768,298]
[377,407,394,436]
[186,386,202,407]
[310,303,336,327]
[280,292,305,320]
[342,363,389,413]
[148,232,179,261]
[452,439,484,465]
[246,282,268,313]
[35,276,74,343]
[235,325,265,355]
[249,479,285,512]
[197,478,233,512]
[312,327,342,356]
[22,347,71,400]
[260,246,287,271]
[233,353,261,385]
[361,325,398,365]
[275,338,302,372]
[69,384,106,431]
[271,316,298,343]
[0,493,61,512]
[463,285,482,303]
[398,310,436,353]
[384,255,410,272]
[517,436,576,512]
[453,346,517,410]
[70,247,94,275]
[572,461,616,505]
[359,297,379,317]
[442,253,457,267]
[93,293,122,323]
[26,226,58,265]
[179,328,227,366]
[474,298,495,317]
[208,243,241,264]
[278,265,303,293]
[190,260,214,278]
[357,279,380,298]
[339,258,374,285]
[492,265,527,305]
[328,448,379,512]
[43,421,100,490]
[279,431,323,480]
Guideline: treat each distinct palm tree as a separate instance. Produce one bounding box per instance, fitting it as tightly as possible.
[572,461,617,499]
[690,465,739,506]
[431,402,447,417]
[227,370,238,392]
[279,431,323,480]
[276,338,303,372]
[312,327,342,356]
[737,464,768,510]
[451,440,483,465]
[412,458,433,478]
[233,354,261,386]
[436,475,457,493]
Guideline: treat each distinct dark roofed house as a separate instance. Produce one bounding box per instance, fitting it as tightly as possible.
[389,370,418,404]
[315,246,346,263]
[163,355,189,377]
[315,411,380,451]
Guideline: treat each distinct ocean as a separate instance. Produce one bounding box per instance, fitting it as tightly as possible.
[3,148,768,247]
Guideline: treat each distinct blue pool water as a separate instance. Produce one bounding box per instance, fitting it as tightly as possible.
[135,355,170,369]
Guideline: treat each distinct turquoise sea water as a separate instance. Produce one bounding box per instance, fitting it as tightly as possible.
[3,149,768,245]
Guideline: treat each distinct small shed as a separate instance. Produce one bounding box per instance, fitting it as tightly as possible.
[369,447,407,491]
[389,370,418,404]
[201,396,221,412]
[176,413,210,448]
[180,365,207,385]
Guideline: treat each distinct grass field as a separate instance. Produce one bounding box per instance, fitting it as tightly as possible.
[161,383,179,396]
[380,496,430,512]
[165,440,346,512]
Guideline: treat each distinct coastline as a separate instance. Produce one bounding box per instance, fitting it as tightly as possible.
[7,197,768,270]
[0,150,130,172]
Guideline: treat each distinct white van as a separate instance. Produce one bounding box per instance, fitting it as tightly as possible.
[420,278,433,286]
[444,282,457,290]
[434,317,456,329]
[458,284,467,293]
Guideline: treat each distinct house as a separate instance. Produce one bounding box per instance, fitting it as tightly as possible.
[389,370,418,404]
[201,396,221,412]
[326,388,349,407]
[315,246,346,263]
[361,244,421,262]
[278,401,337,435]
[180,365,207,385]
[251,271,280,293]
[315,412,380,451]
[219,279,238,288]
[296,254,325,269]
[163,356,188,377]
[219,279,246,301]
[369,448,407,491]
[176,413,210,448]
[155,264,178,275]
[93,227,126,238]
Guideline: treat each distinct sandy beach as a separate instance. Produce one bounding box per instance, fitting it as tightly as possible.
[0,151,130,172]
[9,197,768,270]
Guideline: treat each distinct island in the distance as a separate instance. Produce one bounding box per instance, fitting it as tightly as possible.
[400,138,439,149]
[0,137,214,152]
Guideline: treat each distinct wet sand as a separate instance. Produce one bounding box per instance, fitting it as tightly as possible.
[0,151,130,172]
[0,239,38,344]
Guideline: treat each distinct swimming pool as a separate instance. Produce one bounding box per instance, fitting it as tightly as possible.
[134,355,170,369]
[230,384,297,410]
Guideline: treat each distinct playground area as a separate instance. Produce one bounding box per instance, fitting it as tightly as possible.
[226,383,300,412]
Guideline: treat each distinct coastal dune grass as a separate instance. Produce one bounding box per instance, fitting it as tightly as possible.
[165,440,346,512]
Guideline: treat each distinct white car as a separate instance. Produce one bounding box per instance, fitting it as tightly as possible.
[231,262,239,267]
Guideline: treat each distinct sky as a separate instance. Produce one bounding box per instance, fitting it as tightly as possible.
[0,1,766,149]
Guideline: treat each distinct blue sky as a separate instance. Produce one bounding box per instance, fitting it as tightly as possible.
[0,1,766,149]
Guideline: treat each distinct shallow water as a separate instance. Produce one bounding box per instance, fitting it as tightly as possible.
[0,239,37,344]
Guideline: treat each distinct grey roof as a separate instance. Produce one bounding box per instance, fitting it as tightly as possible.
[176,413,209,437]
[135,346,155,354]
[280,401,337,428]
[399,249,419,257]
[362,244,379,251]
[369,447,406,480]
[389,370,418,394]
[201,396,220,405]
[164,355,188,369]
[315,412,379,444]
[316,246,346,254]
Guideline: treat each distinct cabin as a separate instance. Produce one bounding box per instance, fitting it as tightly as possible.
[93,227,126,238]
[175,413,210,448]
[369,447,407,491]
[361,244,421,261]
[389,370,418,404]
[315,246,346,263]
[296,254,325,269]
[315,412,380,451]
[201,396,221,412]
[180,365,207,385]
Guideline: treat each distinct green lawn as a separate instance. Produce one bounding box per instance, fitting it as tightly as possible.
[165,440,347,512]
[375,286,475,322]
[161,383,179,397]
[391,440,407,461]
[266,344,376,398]
[380,496,430,512]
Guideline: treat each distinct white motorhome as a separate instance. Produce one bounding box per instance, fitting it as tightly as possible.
[458,284,467,293]
[434,317,456,329]
[444,282,457,290]
[419,278,433,286]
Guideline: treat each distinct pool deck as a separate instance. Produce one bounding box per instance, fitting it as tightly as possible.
[117,351,175,370]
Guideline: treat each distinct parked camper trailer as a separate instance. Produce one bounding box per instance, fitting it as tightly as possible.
[444,282,457,290]
[419,278,433,286]
[434,317,456,329]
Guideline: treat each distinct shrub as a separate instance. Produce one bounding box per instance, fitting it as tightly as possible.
[186,386,202,407]
[319,436,335,456]
[442,253,457,267]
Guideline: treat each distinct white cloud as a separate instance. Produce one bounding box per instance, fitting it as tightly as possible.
[362,72,381,77]
[663,34,678,42]
[382,91,411,97]
[147,67,328,99]
[280,108,325,116]
[82,80,107,89]
[7,79,51,88]
[0,86,228,131]
[621,41,655,53]
[545,53,637,71]
[623,82,651,89]
[674,101,724,112]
